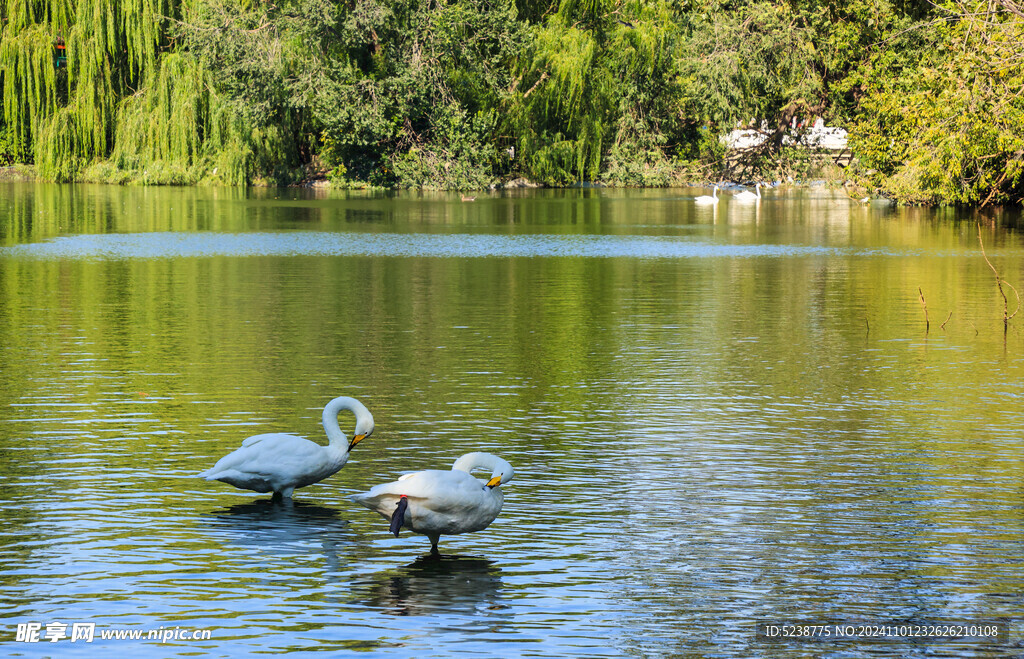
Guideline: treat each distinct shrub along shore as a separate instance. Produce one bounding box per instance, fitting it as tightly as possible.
[1,1,1021,206]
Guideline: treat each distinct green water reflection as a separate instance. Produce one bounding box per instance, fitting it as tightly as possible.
[1,182,1022,657]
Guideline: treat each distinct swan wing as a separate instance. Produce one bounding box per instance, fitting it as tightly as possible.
[352,470,502,534]
[350,470,427,514]
[201,434,344,489]
[241,433,279,448]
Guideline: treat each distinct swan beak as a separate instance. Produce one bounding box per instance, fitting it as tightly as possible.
[485,475,503,488]
[348,434,367,451]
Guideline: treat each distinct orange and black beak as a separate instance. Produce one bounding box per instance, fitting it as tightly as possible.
[348,433,368,452]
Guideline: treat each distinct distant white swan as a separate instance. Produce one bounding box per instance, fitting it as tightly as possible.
[694,185,719,205]
[733,183,762,202]
[199,396,374,499]
[352,452,514,556]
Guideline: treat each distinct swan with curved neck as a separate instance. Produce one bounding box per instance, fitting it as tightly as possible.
[199,396,374,499]
[352,452,514,556]
[694,185,719,204]
[733,183,762,202]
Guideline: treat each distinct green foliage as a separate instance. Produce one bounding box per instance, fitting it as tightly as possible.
[387,104,499,189]
[602,139,677,187]
[174,0,307,125]
[0,126,19,164]
[785,0,925,120]
[0,0,1020,203]
[1,22,61,162]
[19,0,178,180]
[850,0,1024,205]
[311,0,526,189]
[510,0,684,185]
[103,52,286,185]
[675,3,821,129]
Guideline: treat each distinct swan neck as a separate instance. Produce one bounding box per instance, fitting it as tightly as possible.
[452,452,514,484]
[322,400,349,449]
[323,407,348,448]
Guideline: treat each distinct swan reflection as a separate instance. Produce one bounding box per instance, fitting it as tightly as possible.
[202,498,354,568]
[353,555,506,616]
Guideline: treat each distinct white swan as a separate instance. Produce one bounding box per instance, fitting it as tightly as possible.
[694,185,719,204]
[352,452,513,556]
[733,183,762,202]
[199,396,374,499]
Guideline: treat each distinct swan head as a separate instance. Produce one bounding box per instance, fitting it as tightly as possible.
[348,416,374,451]
[322,396,375,451]
[451,452,514,488]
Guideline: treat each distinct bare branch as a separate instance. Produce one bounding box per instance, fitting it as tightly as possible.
[919,287,930,333]
[522,72,549,99]
[978,222,1016,326]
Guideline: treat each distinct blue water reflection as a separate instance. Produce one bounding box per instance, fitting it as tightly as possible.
[1,231,844,259]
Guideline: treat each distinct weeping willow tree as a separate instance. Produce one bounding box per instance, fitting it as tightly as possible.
[1,0,177,178]
[2,0,282,183]
[0,0,73,161]
[507,0,684,185]
[600,0,683,185]
[97,52,287,185]
[512,13,608,184]
[24,0,175,179]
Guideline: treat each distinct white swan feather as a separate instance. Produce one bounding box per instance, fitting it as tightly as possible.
[694,185,719,205]
[352,452,513,555]
[733,183,762,202]
[199,396,374,499]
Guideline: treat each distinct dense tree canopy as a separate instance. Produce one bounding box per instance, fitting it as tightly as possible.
[0,0,1022,205]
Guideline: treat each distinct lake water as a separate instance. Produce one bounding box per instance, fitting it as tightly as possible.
[1,182,1023,657]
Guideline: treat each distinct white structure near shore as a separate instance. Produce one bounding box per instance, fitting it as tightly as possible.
[723,117,848,150]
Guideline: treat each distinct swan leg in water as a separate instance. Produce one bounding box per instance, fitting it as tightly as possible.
[199,396,375,499]
[271,487,296,502]
[388,495,443,556]
[353,452,514,556]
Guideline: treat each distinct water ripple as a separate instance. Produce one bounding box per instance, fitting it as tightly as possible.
[0,231,843,260]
